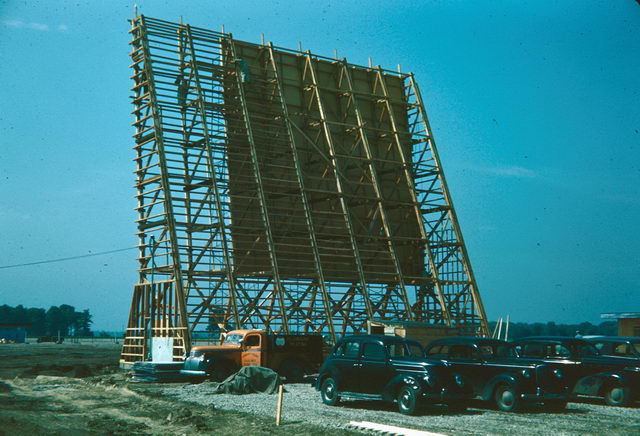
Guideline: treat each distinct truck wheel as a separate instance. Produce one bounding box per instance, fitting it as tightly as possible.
[397,386,418,415]
[604,384,632,407]
[279,359,305,383]
[494,383,521,412]
[320,378,340,406]
[209,361,233,382]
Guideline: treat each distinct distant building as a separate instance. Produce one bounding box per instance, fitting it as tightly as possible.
[0,323,30,343]
[600,313,640,337]
[367,319,468,346]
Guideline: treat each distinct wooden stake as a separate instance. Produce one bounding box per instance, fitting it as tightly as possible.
[505,315,510,341]
[275,384,284,425]
[492,317,501,338]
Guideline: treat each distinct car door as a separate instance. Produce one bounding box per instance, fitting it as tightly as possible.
[332,340,362,392]
[357,341,393,395]
[446,344,486,395]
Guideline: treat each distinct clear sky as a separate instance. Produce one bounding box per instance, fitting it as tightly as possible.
[1,0,638,331]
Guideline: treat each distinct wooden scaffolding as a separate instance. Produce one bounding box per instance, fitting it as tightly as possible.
[121,15,488,363]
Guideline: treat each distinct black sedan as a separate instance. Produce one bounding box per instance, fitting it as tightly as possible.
[315,335,473,415]
[425,337,571,412]
[512,336,640,406]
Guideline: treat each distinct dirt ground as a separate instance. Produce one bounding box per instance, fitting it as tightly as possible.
[0,343,354,436]
[1,343,639,436]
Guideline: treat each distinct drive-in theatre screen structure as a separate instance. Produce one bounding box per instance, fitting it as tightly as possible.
[121,15,488,363]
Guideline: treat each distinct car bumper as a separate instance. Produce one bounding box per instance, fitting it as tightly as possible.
[423,387,474,401]
[521,388,569,401]
[306,374,319,386]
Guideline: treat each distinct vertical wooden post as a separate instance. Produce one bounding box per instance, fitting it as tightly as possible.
[275,384,284,426]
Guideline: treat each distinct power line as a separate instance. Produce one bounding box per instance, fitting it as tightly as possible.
[0,247,137,270]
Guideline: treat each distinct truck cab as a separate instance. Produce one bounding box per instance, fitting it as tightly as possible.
[181,329,322,382]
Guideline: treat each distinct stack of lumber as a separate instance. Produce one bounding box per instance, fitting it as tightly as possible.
[131,361,186,382]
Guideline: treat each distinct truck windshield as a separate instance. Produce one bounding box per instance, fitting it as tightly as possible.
[223,334,244,345]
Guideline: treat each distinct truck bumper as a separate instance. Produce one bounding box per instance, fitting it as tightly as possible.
[180,369,207,378]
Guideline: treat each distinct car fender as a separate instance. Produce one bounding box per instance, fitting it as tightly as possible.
[574,372,633,397]
[481,374,521,401]
[316,368,345,391]
[382,374,426,402]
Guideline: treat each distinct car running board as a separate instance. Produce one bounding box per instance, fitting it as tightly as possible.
[339,392,383,401]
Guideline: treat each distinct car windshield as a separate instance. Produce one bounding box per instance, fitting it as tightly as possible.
[387,342,424,358]
[479,344,517,359]
[223,333,244,345]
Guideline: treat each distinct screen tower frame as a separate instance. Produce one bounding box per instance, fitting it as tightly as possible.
[121,15,488,364]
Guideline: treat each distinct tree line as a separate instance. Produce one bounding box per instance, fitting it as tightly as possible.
[488,320,617,340]
[0,304,93,337]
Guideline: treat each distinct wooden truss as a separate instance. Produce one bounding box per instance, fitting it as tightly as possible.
[121,15,488,363]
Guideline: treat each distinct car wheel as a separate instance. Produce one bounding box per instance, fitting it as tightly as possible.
[397,386,418,415]
[494,383,521,412]
[544,400,567,411]
[604,384,632,407]
[321,378,340,406]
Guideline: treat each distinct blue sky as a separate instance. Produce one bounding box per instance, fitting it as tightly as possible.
[0,1,638,331]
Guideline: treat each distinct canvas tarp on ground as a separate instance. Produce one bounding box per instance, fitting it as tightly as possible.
[211,366,281,394]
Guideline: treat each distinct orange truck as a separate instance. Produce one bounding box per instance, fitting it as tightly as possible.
[180,329,324,382]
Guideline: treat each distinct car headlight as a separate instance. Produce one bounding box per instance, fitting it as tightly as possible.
[553,369,563,379]
[423,374,433,386]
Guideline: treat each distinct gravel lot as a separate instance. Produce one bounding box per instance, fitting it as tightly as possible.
[2,344,639,435]
[161,382,640,435]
